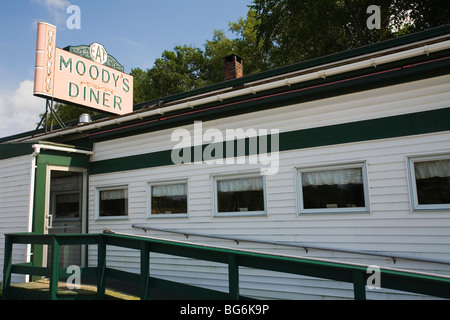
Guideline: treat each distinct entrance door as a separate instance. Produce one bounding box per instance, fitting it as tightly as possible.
[44,166,86,268]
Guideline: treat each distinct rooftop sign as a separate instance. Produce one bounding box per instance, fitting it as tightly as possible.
[34,22,133,116]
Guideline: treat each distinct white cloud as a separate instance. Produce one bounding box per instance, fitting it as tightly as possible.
[32,0,71,26]
[0,80,45,139]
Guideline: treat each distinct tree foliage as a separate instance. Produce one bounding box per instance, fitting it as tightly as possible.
[131,9,267,104]
[251,0,450,66]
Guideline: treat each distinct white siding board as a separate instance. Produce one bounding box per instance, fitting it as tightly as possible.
[0,155,32,283]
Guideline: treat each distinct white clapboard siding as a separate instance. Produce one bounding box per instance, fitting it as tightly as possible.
[0,155,32,283]
[87,74,450,299]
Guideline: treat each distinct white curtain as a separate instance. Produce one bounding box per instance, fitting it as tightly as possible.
[302,168,362,186]
[415,159,450,179]
[100,189,128,200]
[217,177,263,192]
[152,184,187,197]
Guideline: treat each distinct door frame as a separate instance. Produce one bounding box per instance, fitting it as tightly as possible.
[42,165,88,267]
[30,144,92,273]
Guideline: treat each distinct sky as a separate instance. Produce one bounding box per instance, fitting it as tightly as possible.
[0,0,252,139]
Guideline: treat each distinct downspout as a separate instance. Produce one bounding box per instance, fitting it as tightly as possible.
[25,145,40,281]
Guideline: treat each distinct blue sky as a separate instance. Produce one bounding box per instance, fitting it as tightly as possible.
[0,0,252,138]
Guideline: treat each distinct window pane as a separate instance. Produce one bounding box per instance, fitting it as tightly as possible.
[151,183,187,214]
[414,159,450,205]
[99,189,128,217]
[301,168,365,209]
[55,193,80,219]
[217,177,264,213]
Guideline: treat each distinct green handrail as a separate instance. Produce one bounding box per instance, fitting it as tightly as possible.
[3,232,450,300]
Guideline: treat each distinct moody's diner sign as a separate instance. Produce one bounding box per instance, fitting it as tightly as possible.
[34,22,133,116]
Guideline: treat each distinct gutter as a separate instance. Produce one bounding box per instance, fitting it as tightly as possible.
[31,143,95,156]
[25,147,39,281]
[27,39,450,142]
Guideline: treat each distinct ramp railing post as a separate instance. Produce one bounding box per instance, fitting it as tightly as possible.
[352,270,367,300]
[2,235,13,299]
[97,234,107,299]
[228,254,239,300]
[49,236,60,300]
[140,242,150,300]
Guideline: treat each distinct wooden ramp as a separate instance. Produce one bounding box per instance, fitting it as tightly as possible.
[7,280,140,300]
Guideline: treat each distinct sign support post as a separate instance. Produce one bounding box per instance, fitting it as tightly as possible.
[34,99,66,134]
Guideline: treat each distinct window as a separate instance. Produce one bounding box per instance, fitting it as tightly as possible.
[214,174,266,216]
[298,163,370,214]
[148,181,188,217]
[97,187,128,218]
[409,155,450,210]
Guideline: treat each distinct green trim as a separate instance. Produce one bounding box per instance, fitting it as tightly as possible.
[89,107,450,175]
[63,45,124,72]
[0,143,33,160]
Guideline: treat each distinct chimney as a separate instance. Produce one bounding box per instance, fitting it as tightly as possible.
[223,54,243,81]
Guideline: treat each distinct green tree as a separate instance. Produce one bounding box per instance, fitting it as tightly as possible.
[149,45,210,97]
[389,0,450,33]
[131,45,211,104]
[132,10,269,104]
[251,0,394,66]
[130,67,154,105]
[251,0,450,66]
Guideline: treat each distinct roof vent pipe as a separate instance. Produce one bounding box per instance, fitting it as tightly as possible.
[79,113,92,124]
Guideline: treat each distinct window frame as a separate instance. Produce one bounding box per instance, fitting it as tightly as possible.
[297,162,371,215]
[212,172,267,217]
[408,154,450,211]
[147,179,189,218]
[95,185,129,220]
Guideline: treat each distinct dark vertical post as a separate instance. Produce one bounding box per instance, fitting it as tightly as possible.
[2,235,13,299]
[353,270,367,300]
[97,234,107,299]
[140,241,150,300]
[49,236,60,300]
[228,254,239,300]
